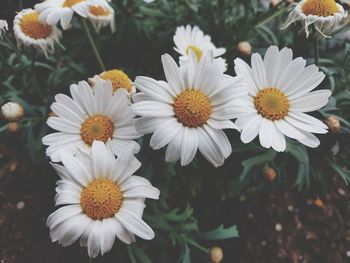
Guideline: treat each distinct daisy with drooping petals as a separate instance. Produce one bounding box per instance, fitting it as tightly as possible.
[89,69,136,96]
[35,0,106,30]
[13,9,62,56]
[42,79,141,162]
[87,2,115,33]
[283,0,347,38]
[133,52,246,167]
[233,46,331,152]
[0,20,8,38]
[173,25,226,63]
[47,141,160,258]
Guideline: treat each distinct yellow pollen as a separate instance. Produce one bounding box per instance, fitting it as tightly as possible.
[173,89,212,128]
[89,5,110,16]
[20,12,52,39]
[80,115,114,146]
[302,0,339,17]
[254,88,290,121]
[63,0,84,8]
[81,178,123,220]
[100,69,133,93]
[186,45,203,62]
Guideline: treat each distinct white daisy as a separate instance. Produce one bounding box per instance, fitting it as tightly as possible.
[47,141,160,258]
[35,0,107,30]
[132,51,245,167]
[0,20,8,38]
[283,0,347,38]
[13,9,62,56]
[42,79,142,162]
[173,25,226,64]
[89,69,136,96]
[87,2,115,33]
[233,46,331,152]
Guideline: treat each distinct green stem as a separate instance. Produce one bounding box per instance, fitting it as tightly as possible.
[187,239,210,254]
[81,18,106,72]
[314,36,319,67]
[88,257,93,263]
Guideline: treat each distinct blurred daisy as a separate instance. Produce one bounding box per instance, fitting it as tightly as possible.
[261,0,281,8]
[13,9,62,56]
[47,141,160,258]
[173,25,226,63]
[283,0,347,38]
[89,69,135,95]
[133,52,245,167]
[233,46,331,151]
[42,79,141,162]
[87,3,115,33]
[0,20,8,38]
[35,0,107,30]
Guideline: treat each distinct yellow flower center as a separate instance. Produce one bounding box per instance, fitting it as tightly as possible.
[254,88,290,121]
[173,89,212,127]
[62,0,84,8]
[302,0,339,17]
[186,45,203,62]
[81,178,123,220]
[80,115,114,146]
[89,5,110,16]
[100,69,133,93]
[20,12,52,39]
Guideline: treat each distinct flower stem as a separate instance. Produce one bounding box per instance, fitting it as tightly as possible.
[81,18,106,72]
[89,257,93,263]
[313,36,319,67]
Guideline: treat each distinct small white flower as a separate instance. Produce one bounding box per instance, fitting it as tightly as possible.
[13,9,62,56]
[1,102,24,121]
[35,0,107,30]
[89,69,136,96]
[233,46,331,152]
[42,79,142,162]
[87,2,115,33]
[133,52,245,167]
[173,25,226,64]
[47,141,160,258]
[0,20,8,38]
[283,0,347,38]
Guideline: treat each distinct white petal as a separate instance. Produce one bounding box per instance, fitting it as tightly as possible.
[291,90,331,112]
[180,127,198,166]
[132,101,174,117]
[150,118,182,150]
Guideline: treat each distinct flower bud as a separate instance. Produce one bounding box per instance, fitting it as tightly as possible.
[1,102,24,121]
[237,41,252,56]
[326,115,340,134]
[263,166,277,182]
[210,247,223,263]
[8,122,19,133]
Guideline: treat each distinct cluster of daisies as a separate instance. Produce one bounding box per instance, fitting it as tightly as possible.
[0,0,349,258]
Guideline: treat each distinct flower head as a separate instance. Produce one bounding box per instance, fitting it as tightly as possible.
[89,69,135,95]
[42,79,141,162]
[0,20,8,38]
[1,102,24,121]
[233,46,331,151]
[132,51,245,167]
[47,141,160,258]
[283,0,347,38]
[13,9,62,55]
[87,2,115,33]
[173,25,226,63]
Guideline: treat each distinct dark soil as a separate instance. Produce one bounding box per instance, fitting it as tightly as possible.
[0,144,349,263]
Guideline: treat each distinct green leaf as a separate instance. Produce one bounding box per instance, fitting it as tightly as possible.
[326,158,350,185]
[199,225,239,241]
[286,140,309,164]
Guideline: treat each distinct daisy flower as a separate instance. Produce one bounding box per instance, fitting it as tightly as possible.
[233,46,331,152]
[42,79,141,162]
[35,0,107,30]
[13,9,62,56]
[87,2,115,33]
[0,20,8,38]
[173,25,226,63]
[89,69,136,96]
[283,0,347,38]
[47,141,160,258]
[132,52,245,167]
